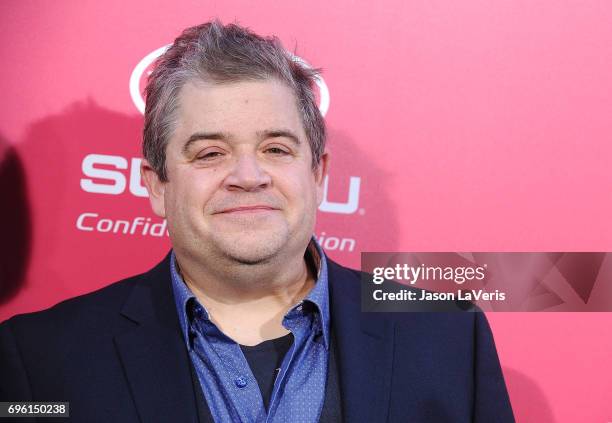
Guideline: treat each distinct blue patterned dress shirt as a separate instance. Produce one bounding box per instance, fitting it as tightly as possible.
[170,239,330,423]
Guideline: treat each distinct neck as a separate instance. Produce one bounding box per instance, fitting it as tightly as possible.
[175,249,317,345]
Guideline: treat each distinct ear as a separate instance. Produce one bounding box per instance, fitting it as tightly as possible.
[140,159,167,218]
[315,150,330,206]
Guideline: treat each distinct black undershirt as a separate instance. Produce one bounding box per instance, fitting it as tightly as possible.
[239,332,294,410]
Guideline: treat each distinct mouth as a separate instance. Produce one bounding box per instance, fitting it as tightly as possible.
[215,205,279,214]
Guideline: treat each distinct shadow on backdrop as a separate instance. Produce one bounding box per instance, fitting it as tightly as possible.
[318,128,399,268]
[0,100,145,320]
[503,367,556,422]
[0,135,32,305]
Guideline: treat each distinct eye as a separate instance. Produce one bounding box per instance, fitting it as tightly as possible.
[264,146,290,155]
[196,149,225,160]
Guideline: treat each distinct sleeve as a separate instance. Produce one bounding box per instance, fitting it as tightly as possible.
[0,319,33,401]
[473,312,515,423]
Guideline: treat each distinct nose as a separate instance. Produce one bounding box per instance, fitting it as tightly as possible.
[223,152,272,192]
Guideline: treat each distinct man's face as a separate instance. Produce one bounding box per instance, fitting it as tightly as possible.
[142,78,328,266]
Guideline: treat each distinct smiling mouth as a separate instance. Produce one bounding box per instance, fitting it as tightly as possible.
[216,206,279,214]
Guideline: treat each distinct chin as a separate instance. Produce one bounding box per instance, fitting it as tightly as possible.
[213,231,289,265]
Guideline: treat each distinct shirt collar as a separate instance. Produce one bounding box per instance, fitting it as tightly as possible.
[170,252,198,348]
[296,238,330,349]
[170,236,331,350]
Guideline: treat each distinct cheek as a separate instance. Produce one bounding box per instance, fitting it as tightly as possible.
[164,177,207,215]
[281,174,319,211]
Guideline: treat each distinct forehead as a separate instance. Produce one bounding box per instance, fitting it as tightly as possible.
[174,78,304,134]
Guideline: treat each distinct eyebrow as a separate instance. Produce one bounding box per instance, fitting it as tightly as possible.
[181,129,301,154]
[182,132,229,154]
[256,129,301,146]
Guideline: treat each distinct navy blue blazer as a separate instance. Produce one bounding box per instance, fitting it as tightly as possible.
[0,254,514,422]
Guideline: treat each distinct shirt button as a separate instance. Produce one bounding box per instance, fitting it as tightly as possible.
[235,376,248,388]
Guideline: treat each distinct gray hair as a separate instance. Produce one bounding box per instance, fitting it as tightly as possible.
[143,20,326,181]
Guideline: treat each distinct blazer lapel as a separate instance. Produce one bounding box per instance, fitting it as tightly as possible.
[328,260,395,423]
[113,255,205,423]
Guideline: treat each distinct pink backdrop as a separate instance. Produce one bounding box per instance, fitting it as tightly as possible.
[1,1,611,421]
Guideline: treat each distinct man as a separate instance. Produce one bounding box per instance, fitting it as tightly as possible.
[0,21,514,422]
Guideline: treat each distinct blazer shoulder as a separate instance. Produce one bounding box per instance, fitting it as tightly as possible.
[327,258,362,282]
[2,275,136,335]
[2,254,170,333]
[327,258,480,325]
